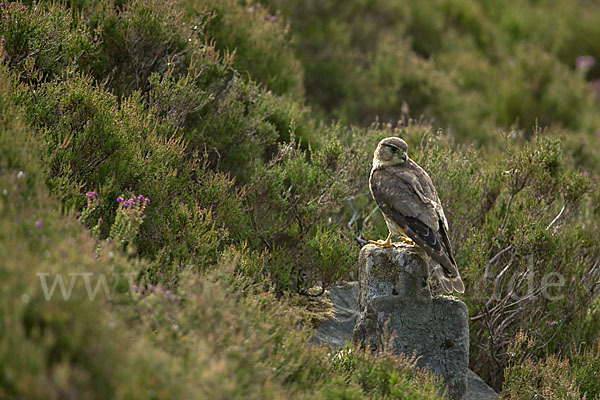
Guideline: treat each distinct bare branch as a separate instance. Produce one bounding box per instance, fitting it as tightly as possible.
[545,202,567,231]
[484,245,513,281]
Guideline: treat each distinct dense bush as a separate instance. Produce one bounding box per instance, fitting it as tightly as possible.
[183,0,304,98]
[83,0,191,97]
[1,64,446,399]
[263,0,600,147]
[239,139,362,292]
[502,332,600,399]
[15,70,240,279]
[4,0,362,293]
[0,1,97,84]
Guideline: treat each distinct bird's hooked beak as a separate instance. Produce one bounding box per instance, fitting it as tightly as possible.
[401,153,407,162]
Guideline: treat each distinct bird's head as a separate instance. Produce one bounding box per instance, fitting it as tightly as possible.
[373,137,409,169]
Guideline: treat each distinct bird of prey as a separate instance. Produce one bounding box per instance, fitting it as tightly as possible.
[369,137,464,293]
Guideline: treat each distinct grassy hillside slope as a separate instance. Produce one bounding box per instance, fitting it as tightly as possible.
[1,0,600,398]
[0,62,442,399]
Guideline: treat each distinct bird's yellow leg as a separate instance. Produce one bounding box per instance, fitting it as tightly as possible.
[369,232,394,248]
[396,236,415,246]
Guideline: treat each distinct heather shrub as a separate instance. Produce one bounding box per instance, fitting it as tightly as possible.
[501,332,600,399]
[147,58,217,131]
[241,139,362,292]
[259,0,495,140]
[85,0,190,97]
[493,44,598,134]
[262,0,600,147]
[4,0,332,285]
[0,1,97,84]
[261,0,400,115]
[108,194,150,249]
[570,342,600,399]
[184,0,304,98]
[180,74,281,180]
[16,72,241,278]
[328,343,443,399]
[336,36,486,140]
[486,0,600,81]
[0,69,179,400]
[148,47,318,183]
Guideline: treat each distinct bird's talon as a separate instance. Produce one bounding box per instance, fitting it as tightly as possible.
[397,237,416,246]
[369,239,394,248]
[369,232,394,248]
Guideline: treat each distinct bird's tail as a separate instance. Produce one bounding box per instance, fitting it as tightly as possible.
[433,265,465,294]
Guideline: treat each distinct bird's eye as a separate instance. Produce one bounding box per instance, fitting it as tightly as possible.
[390,146,398,153]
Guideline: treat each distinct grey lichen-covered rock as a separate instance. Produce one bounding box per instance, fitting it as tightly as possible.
[311,250,497,399]
[353,244,470,400]
[311,282,359,348]
[463,369,498,400]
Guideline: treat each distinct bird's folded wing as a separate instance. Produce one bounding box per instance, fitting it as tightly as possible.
[371,167,438,230]
[371,167,458,278]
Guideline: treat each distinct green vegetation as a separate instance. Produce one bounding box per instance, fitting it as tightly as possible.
[1,0,599,398]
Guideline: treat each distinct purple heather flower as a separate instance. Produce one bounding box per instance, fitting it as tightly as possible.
[547,320,558,327]
[593,337,600,344]
[576,55,596,71]
[145,198,150,205]
[35,220,42,229]
[116,196,124,203]
[138,194,144,202]
[87,121,93,128]
[1,38,5,45]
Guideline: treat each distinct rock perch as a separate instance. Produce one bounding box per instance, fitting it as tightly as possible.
[353,243,469,400]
